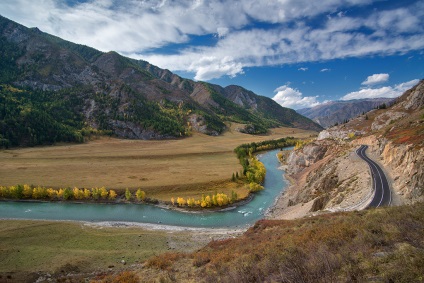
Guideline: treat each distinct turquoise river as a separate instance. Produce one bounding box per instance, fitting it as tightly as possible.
[0,149,289,228]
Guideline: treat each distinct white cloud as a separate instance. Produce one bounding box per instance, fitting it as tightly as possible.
[362,73,389,85]
[320,68,331,72]
[298,67,308,71]
[341,79,419,100]
[272,85,321,110]
[1,0,423,80]
[190,56,244,81]
[217,27,230,38]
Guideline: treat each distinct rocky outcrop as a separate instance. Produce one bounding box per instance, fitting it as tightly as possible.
[110,120,172,140]
[371,111,407,131]
[286,142,329,175]
[394,80,424,111]
[357,136,424,204]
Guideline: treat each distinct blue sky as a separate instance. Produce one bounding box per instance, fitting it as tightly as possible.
[1,0,423,109]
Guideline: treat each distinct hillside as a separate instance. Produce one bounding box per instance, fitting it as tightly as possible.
[0,15,321,147]
[270,79,423,220]
[297,98,393,128]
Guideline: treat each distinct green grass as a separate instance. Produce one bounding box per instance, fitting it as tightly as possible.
[0,220,207,279]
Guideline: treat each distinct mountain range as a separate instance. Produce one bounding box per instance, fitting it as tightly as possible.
[0,15,321,147]
[297,98,394,128]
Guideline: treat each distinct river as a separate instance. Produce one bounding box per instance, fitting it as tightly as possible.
[0,149,289,228]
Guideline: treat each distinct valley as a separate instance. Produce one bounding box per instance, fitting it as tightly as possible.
[0,7,423,283]
[0,125,315,202]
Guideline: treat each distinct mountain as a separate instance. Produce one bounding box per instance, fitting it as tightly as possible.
[0,15,321,147]
[297,98,393,128]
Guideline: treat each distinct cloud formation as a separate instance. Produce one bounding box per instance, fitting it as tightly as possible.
[362,73,389,85]
[341,79,419,100]
[1,0,423,81]
[272,85,321,110]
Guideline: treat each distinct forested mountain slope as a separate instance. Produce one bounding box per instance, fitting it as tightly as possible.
[0,15,321,147]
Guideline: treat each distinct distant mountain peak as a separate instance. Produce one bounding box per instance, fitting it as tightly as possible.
[298,98,394,128]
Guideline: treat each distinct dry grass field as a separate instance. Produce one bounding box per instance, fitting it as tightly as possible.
[0,125,316,201]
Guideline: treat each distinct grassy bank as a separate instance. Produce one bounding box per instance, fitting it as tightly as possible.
[0,220,218,282]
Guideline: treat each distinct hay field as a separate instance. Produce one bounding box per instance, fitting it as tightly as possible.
[0,125,316,200]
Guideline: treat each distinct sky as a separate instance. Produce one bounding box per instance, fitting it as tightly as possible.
[1,0,423,110]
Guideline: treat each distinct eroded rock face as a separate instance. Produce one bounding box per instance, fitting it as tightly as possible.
[397,80,424,111]
[110,120,172,140]
[286,142,329,175]
[372,138,424,203]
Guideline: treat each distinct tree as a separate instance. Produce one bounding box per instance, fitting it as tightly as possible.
[91,187,100,200]
[33,186,47,199]
[83,188,91,199]
[23,184,32,198]
[109,189,117,200]
[187,198,195,207]
[176,197,186,206]
[231,173,236,182]
[57,188,64,199]
[63,188,73,200]
[73,187,85,200]
[100,187,108,199]
[171,197,175,205]
[249,182,264,192]
[136,189,146,201]
[231,190,238,202]
[0,186,10,198]
[9,185,24,199]
[47,188,57,199]
[125,188,132,201]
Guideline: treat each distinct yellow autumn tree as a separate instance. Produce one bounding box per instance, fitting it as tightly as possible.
[249,182,264,192]
[47,188,57,199]
[100,187,108,199]
[109,189,117,200]
[204,195,212,207]
[23,184,32,198]
[187,198,196,207]
[83,188,91,199]
[73,187,85,200]
[176,197,186,206]
[136,189,146,201]
[33,186,47,199]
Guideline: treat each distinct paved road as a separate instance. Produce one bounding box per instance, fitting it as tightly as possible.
[356,145,392,208]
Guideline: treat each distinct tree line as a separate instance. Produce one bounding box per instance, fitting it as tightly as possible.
[170,191,238,208]
[0,184,146,202]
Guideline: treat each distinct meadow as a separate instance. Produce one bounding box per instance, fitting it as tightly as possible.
[0,220,218,281]
[0,125,315,201]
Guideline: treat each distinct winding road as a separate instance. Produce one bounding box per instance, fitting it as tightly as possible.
[356,145,392,208]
